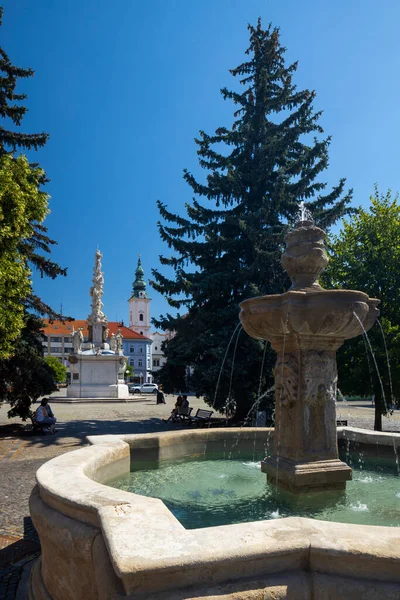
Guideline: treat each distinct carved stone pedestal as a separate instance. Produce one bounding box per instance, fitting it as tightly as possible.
[261,338,352,492]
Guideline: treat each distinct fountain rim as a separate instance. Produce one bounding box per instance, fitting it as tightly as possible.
[240,289,380,310]
[30,427,400,598]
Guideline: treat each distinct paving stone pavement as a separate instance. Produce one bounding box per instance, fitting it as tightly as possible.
[0,394,399,599]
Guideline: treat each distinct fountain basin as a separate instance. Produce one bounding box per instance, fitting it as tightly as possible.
[240,289,380,344]
[29,428,400,600]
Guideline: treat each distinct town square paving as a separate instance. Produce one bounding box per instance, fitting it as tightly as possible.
[0,393,399,599]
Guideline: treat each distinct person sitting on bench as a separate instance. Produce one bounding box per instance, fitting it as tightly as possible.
[164,395,183,423]
[36,398,57,434]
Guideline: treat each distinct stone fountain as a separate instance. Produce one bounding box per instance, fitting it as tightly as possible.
[240,206,380,493]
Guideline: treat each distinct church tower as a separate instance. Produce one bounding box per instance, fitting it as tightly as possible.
[128,255,151,337]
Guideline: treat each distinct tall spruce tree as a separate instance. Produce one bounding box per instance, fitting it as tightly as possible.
[0,6,68,418]
[151,20,352,419]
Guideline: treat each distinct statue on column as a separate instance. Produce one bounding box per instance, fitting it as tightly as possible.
[116,330,123,354]
[72,328,84,354]
[87,250,107,325]
[110,333,117,353]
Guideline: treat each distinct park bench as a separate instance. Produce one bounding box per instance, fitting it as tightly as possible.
[176,406,193,424]
[189,408,213,427]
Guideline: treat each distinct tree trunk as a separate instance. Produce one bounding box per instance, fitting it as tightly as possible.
[374,388,383,431]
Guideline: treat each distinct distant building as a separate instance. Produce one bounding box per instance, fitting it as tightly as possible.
[128,256,151,338]
[150,331,167,371]
[42,320,153,383]
[127,255,172,374]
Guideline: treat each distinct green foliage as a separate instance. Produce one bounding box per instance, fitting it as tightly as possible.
[125,365,134,380]
[0,7,48,155]
[152,20,352,419]
[45,355,67,383]
[0,154,49,358]
[0,6,68,418]
[0,314,57,419]
[324,187,400,429]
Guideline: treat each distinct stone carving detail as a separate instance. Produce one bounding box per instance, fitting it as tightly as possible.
[303,350,337,454]
[110,334,117,353]
[87,250,107,325]
[72,328,84,354]
[303,351,337,405]
[274,353,298,409]
[115,330,123,354]
[281,222,329,291]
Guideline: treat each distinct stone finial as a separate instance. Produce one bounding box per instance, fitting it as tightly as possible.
[281,222,329,291]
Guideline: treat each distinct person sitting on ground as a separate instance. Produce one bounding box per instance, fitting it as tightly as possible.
[164,395,184,423]
[35,398,57,434]
[156,385,166,405]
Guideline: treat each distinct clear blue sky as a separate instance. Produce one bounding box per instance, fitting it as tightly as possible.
[3,0,400,325]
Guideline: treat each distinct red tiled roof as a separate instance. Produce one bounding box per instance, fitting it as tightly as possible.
[42,319,151,341]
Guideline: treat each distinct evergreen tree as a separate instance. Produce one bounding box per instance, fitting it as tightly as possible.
[151,20,352,419]
[0,6,66,314]
[0,6,68,418]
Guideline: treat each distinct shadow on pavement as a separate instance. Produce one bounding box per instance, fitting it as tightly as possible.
[0,517,39,569]
[0,417,177,448]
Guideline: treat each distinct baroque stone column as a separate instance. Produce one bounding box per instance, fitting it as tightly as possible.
[261,336,351,493]
[240,215,380,493]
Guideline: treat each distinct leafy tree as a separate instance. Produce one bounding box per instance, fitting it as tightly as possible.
[0,315,57,419]
[125,365,134,381]
[151,20,352,419]
[0,6,68,418]
[45,355,67,383]
[0,155,49,358]
[323,187,400,430]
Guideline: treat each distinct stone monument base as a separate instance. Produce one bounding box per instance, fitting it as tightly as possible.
[67,382,129,399]
[67,354,129,399]
[261,456,352,493]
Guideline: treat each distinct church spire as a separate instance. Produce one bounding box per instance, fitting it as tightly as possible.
[132,254,148,298]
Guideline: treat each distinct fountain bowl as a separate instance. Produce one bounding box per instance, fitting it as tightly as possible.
[29,428,400,600]
[240,289,380,346]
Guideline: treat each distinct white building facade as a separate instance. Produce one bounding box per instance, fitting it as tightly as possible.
[128,256,151,338]
[128,256,170,375]
[150,331,167,371]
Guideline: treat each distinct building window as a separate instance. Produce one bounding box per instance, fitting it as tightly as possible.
[51,337,62,343]
[129,345,135,353]
[140,331,143,336]
[64,337,71,343]
[155,346,158,351]
[153,359,160,367]
[138,359,143,367]
[140,347,143,353]
[72,373,79,380]
[51,347,63,353]
[129,359,134,367]
[139,313,144,322]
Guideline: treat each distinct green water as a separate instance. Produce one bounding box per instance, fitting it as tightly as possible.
[110,454,400,529]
